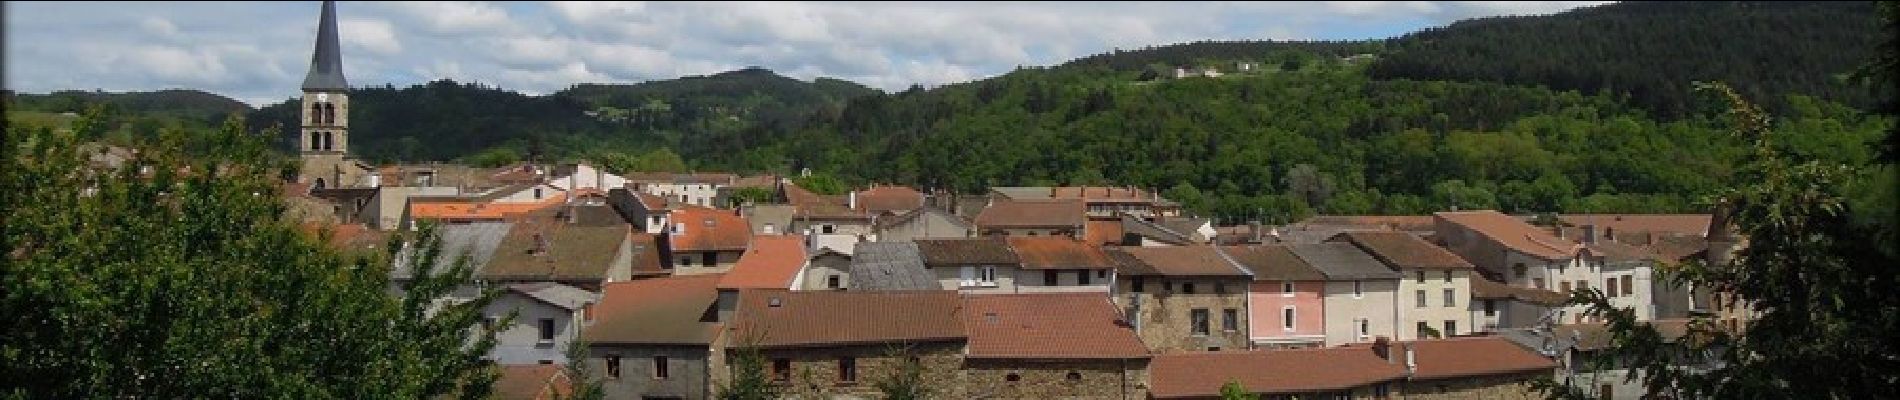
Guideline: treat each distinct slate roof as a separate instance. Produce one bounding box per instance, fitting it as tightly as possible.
[392,222,512,280]
[961,293,1148,359]
[1220,245,1327,281]
[1435,210,1579,261]
[580,274,722,345]
[913,237,1019,267]
[1287,243,1401,280]
[715,235,808,290]
[974,199,1086,228]
[480,219,630,282]
[1108,246,1250,277]
[1006,236,1115,270]
[847,242,939,291]
[1331,231,1475,270]
[300,0,348,90]
[1149,348,1408,398]
[729,290,964,349]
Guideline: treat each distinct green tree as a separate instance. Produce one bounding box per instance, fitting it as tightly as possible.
[555,339,605,400]
[1536,83,1900,399]
[1282,163,1336,210]
[725,187,777,208]
[873,346,934,400]
[1219,380,1260,400]
[635,148,689,173]
[464,146,522,168]
[792,172,848,195]
[2,115,499,398]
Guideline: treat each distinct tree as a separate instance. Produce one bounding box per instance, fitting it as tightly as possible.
[1219,380,1260,400]
[725,187,777,208]
[873,346,935,400]
[555,338,605,400]
[1535,83,1900,399]
[718,345,778,400]
[2,114,499,397]
[792,172,848,195]
[1282,163,1336,210]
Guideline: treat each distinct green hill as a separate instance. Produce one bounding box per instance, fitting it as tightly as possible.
[6,89,251,126]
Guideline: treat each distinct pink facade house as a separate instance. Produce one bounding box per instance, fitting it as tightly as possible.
[1223,245,1328,349]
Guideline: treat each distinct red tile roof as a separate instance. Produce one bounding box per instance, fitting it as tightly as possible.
[296,222,388,253]
[1558,214,1711,237]
[1435,210,1579,261]
[410,193,568,221]
[1051,186,1159,204]
[716,235,809,290]
[729,290,964,349]
[1331,231,1474,270]
[1006,236,1115,270]
[665,206,751,252]
[491,364,572,400]
[581,274,723,345]
[1400,337,1559,380]
[633,191,669,211]
[975,199,1086,228]
[1299,215,1437,232]
[1084,220,1125,245]
[784,183,866,220]
[961,293,1148,359]
[1149,348,1408,398]
[628,233,667,277]
[852,185,925,214]
[1109,246,1250,277]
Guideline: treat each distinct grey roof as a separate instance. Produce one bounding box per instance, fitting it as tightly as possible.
[507,282,597,310]
[392,222,512,280]
[1156,218,1210,239]
[1121,214,1196,245]
[1287,243,1400,280]
[847,242,939,291]
[301,1,349,91]
[742,204,798,234]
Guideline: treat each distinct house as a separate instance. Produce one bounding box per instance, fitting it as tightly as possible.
[988,186,1182,221]
[1287,243,1403,346]
[548,163,630,193]
[850,184,926,215]
[1107,246,1253,352]
[783,183,876,254]
[873,205,974,242]
[844,242,939,291]
[1117,213,1203,246]
[1148,346,1407,399]
[405,183,569,228]
[974,199,1087,239]
[580,274,724,400]
[725,290,967,399]
[476,214,638,291]
[1436,210,1675,325]
[625,172,737,208]
[959,293,1150,399]
[1354,336,1562,399]
[1221,245,1328,349]
[485,283,597,365]
[912,237,1021,292]
[1468,276,1565,332]
[491,364,574,400]
[1331,231,1478,341]
[1003,236,1117,293]
[660,206,751,274]
[607,188,675,234]
[795,248,851,290]
[1498,319,1702,400]
[738,203,797,236]
[714,235,808,292]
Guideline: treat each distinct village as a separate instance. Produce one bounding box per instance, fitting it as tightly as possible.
[258,3,1756,399]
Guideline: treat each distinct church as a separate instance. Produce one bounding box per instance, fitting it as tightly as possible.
[295,0,374,189]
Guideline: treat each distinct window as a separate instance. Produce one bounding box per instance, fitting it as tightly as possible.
[1282,281,1295,297]
[1374,383,1390,397]
[310,133,322,151]
[1416,271,1426,283]
[822,225,836,234]
[839,357,857,382]
[1282,307,1296,331]
[1533,278,1546,290]
[1045,270,1059,286]
[1098,270,1109,279]
[1214,282,1226,294]
[654,356,669,379]
[1484,300,1497,317]
[1443,289,1456,308]
[1222,308,1238,332]
[1622,275,1634,297]
[1577,280,1589,293]
[538,318,555,342]
[1444,320,1458,336]
[607,355,622,379]
[1561,281,1573,294]
[1078,270,1091,285]
[1607,278,1618,297]
[1005,373,1021,383]
[1514,263,1527,277]
[534,188,544,199]
[1416,290,1427,308]
[678,257,693,267]
[1183,282,1197,294]
[1357,318,1370,340]
[702,252,715,267]
[1191,309,1210,336]
[1444,270,1453,283]
[1418,321,1431,338]
[826,275,841,290]
[772,359,791,382]
[981,266,997,284]
[763,223,776,235]
[1353,281,1364,298]
[1131,276,1145,293]
[1065,372,1082,382]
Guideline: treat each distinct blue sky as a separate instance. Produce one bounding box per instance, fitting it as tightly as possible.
[4,1,1610,107]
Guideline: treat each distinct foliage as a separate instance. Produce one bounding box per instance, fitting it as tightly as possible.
[555,338,605,400]
[1,114,498,398]
[462,146,522,168]
[791,172,848,195]
[718,345,778,400]
[1218,380,1259,400]
[873,346,935,400]
[1536,82,1900,399]
[726,187,778,208]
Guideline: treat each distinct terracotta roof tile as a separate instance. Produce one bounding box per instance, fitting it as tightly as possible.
[716,235,809,290]
[1084,220,1125,245]
[665,207,751,252]
[852,185,925,214]
[1149,348,1408,398]
[1332,231,1475,270]
[1298,215,1437,232]
[1435,210,1579,261]
[491,364,572,400]
[410,193,568,221]
[1109,246,1250,277]
[1380,337,1557,380]
[1557,214,1711,237]
[914,237,1019,267]
[1005,236,1114,270]
[627,233,667,277]
[581,274,723,345]
[1220,245,1326,281]
[633,191,669,211]
[975,199,1086,228]
[729,290,964,348]
[784,184,867,220]
[962,293,1148,359]
[1552,319,1694,350]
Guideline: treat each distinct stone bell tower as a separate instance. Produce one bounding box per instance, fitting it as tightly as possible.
[297,0,366,188]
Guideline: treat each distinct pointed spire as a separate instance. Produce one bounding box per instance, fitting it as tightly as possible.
[301,0,349,91]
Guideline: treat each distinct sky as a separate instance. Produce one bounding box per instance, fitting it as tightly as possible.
[4,1,1611,107]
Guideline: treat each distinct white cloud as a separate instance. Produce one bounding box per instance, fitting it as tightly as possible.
[340,19,402,55]
[140,16,179,38]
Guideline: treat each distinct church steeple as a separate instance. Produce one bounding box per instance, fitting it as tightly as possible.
[301,0,348,91]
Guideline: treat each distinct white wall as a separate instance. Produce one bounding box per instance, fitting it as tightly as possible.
[482,293,584,365]
[640,183,721,208]
[1322,279,1400,346]
[1396,269,1474,340]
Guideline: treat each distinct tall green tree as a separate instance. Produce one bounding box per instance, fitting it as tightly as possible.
[1,113,499,398]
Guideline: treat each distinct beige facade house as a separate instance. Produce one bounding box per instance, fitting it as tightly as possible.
[912,237,1023,292]
[625,172,737,208]
[1331,231,1477,341]
[1288,242,1403,346]
[1107,245,1253,352]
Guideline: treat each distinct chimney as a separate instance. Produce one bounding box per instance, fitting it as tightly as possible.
[1582,224,1598,244]
[1372,336,1392,361]
[1248,221,1262,242]
[1403,343,1417,375]
[848,190,858,210]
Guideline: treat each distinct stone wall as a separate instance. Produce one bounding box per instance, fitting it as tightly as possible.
[753,342,966,399]
[1114,276,1251,352]
[963,358,1148,400]
[1401,371,1550,400]
[589,344,712,400]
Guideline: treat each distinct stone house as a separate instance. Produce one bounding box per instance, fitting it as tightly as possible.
[975,198,1087,239]
[607,188,674,235]
[579,274,725,400]
[1004,236,1117,293]
[724,290,967,399]
[1221,245,1328,349]
[960,293,1151,399]
[1288,243,1403,346]
[1330,231,1478,340]
[484,283,597,365]
[660,206,750,274]
[914,237,1021,291]
[1107,246,1253,352]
